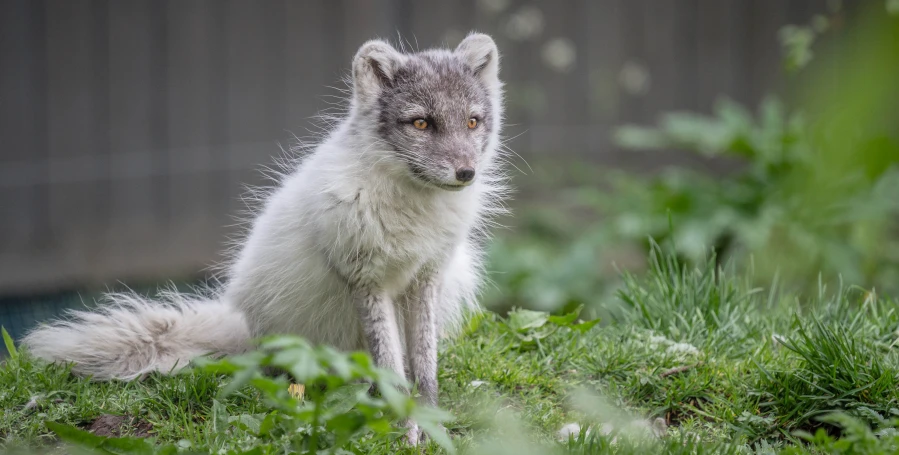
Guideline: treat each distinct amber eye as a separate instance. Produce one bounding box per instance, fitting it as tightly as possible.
[467,118,478,129]
[413,119,428,130]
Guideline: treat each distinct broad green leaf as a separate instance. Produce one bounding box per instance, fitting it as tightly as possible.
[377,380,411,418]
[271,348,323,381]
[326,412,368,447]
[45,421,106,448]
[548,307,581,326]
[228,414,263,434]
[571,319,601,333]
[211,399,229,436]
[323,383,370,418]
[221,366,257,397]
[506,309,549,332]
[411,406,456,455]
[98,436,155,455]
[248,376,290,400]
[318,346,352,380]
[257,412,279,437]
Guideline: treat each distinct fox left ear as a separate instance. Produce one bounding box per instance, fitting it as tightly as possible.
[455,33,500,92]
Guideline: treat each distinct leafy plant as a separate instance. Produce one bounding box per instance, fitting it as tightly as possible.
[36,336,454,455]
[609,95,809,266]
[597,5,899,294]
[502,305,599,351]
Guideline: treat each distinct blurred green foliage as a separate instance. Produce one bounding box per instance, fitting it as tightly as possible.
[610,93,899,291]
[486,3,899,314]
[611,4,899,291]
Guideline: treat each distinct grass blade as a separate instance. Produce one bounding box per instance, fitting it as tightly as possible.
[2,326,17,360]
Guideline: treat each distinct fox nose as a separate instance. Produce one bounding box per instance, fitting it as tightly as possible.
[455,167,475,183]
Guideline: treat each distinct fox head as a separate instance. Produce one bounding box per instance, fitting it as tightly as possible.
[349,33,503,191]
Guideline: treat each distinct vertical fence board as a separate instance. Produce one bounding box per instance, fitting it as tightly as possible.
[529,0,591,154]
[204,0,231,220]
[0,0,49,281]
[105,0,165,276]
[44,0,108,280]
[696,0,738,110]
[285,1,338,149]
[745,0,789,105]
[583,0,623,160]
[164,0,220,271]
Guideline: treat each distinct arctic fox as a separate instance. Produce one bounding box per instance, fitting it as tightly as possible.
[23,32,506,428]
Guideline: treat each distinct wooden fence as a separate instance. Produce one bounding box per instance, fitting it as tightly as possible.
[0,0,827,293]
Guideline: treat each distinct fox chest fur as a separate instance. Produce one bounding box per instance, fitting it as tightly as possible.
[313,169,481,297]
[224,144,487,347]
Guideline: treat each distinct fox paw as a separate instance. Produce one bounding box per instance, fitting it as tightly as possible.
[403,420,421,446]
[403,421,448,446]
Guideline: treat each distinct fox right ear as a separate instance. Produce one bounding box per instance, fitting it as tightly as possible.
[352,40,405,102]
[456,33,500,93]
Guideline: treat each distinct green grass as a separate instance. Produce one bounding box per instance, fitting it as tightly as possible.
[4,246,899,454]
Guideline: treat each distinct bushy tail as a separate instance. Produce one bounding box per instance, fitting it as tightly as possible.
[22,290,250,380]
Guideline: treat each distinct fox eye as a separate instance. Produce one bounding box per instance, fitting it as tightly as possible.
[412,119,428,130]
[467,118,478,129]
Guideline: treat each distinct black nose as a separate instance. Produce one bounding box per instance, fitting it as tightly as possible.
[455,167,475,182]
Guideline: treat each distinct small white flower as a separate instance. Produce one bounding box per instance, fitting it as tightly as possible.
[558,422,583,440]
[771,333,787,346]
[629,417,668,438]
[649,335,671,345]
[665,342,699,356]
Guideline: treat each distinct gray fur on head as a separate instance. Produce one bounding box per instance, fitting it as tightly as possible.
[350,33,503,190]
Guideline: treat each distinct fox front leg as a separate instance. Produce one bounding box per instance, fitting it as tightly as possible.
[353,288,423,445]
[405,276,440,408]
[400,273,444,446]
[355,289,407,381]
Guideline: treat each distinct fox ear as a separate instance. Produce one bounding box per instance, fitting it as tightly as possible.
[455,33,500,92]
[352,39,405,101]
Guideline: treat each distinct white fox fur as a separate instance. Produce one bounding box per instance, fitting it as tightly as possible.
[23,32,507,399]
